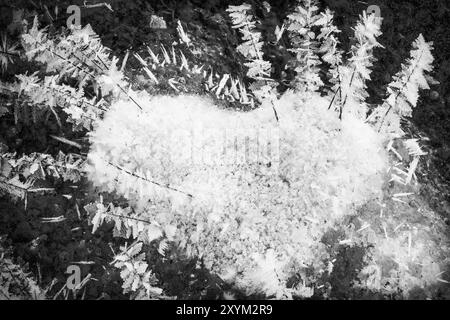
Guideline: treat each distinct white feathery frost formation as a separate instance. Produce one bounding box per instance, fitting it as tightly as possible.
[227,3,277,105]
[372,34,435,138]
[227,4,271,80]
[286,0,326,94]
[338,11,383,120]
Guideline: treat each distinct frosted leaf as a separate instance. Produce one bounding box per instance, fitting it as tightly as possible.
[376,34,434,139]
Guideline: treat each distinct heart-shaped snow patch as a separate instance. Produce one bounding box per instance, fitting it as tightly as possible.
[87,91,387,297]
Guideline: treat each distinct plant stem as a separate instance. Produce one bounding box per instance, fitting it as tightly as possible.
[107,161,193,198]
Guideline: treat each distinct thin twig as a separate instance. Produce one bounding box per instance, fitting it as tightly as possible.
[339,66,356,119]
[328,65,343,110]
[107,162,193,198]
[103,210,153,225]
